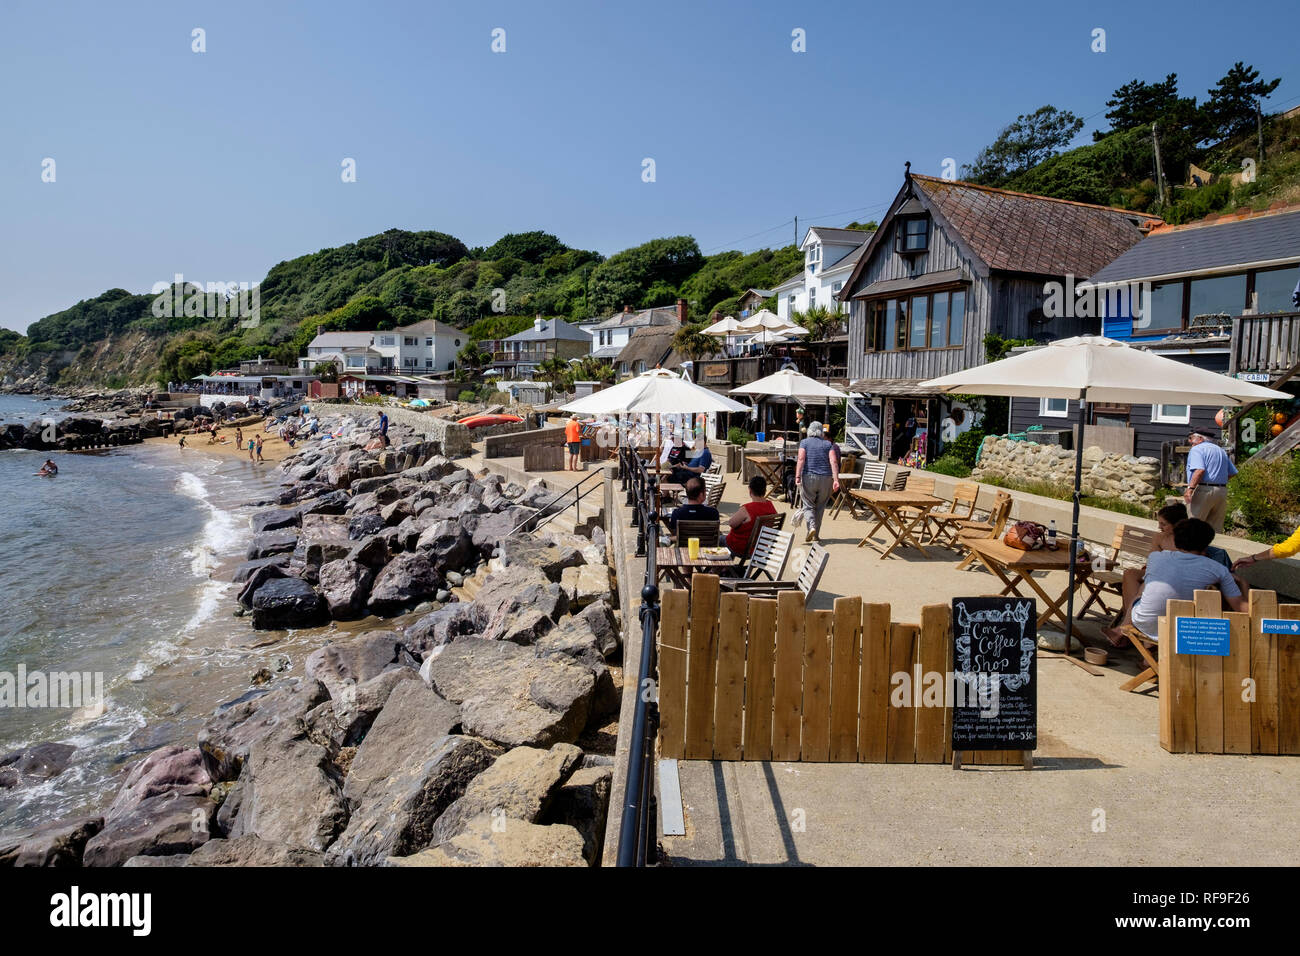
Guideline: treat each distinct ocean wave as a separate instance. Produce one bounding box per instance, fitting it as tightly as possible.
[177,471,245,576]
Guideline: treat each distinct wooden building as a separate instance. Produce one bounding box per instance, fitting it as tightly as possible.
[836,166,1161,462]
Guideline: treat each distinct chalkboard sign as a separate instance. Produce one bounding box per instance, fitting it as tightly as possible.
[951,597,1037,751]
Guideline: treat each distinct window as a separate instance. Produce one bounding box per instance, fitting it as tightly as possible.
[1254,265,1300,313]
[806,243,821,273]
[634,360,646,374]
[379,336,395,346]
[1041,397,1070,418]
[403,357,417,368]
[862,287,966,352]
[425,337,433,346]
[895,217,929,254]
[1188,274,1247,321]
[1135,281,1183,332]
[454,338,461,347]
[809,287,817,307]
[404,337,417,346]
[346,355,364,368]
[425,358,434,368]
[1152,404,1190,424]
[618,362,629,376]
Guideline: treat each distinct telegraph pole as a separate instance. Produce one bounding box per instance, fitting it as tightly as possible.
[1257,98,1265,173]
[1152,122,1167,207]
[794,215,798,248]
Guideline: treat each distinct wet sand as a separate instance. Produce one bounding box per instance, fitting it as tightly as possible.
[145,425,292,464]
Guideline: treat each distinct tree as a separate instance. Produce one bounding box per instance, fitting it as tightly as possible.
[481,231,568,263]
[535,356,575,394]
[1098,74,1185,137]
[671,322,718,364]
[457,340,491,373]
[963,106,1085,185]
[794,305,842,343]
[1203,62,1280,143]
[569,356,616,384]
[316,361,339,383]
[588,237,703,314]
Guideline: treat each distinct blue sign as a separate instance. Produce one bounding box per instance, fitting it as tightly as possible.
[1261,618,1300,635]
[1175,617,1231,656]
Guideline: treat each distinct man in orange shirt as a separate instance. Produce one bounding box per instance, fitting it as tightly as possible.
[564,415,583,471]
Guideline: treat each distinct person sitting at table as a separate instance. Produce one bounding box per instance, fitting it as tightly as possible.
[1152,502,1234,571]
[666,476,719,531]
[669,440,713,485]
[660,424,687,470]
[1101,518,1246,646]
[725,475,778,555]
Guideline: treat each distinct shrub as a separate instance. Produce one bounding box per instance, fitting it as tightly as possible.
[942,427,987,467]
[1228,456,1300,542]
[928,455,972,477]
[727,426,755,447]
[458,389,477,402]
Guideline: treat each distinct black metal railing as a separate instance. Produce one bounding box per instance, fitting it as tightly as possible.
[506,468,605,538]
[616,445,661,866]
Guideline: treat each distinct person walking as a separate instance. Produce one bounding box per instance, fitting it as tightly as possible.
[565,415,583,471]
[1184,428,1237,532]
[794,421,840,543]
[254,434,264,463]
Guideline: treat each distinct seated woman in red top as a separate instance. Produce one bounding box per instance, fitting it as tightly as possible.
[725,475,778,555]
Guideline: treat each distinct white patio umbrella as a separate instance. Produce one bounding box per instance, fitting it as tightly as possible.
[700,316,743,336]
[737,309,788,331]
[732,367,850,470]
[921,335,1289,652]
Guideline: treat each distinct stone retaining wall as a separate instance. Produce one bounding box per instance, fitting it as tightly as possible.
[306,402,472,457]
[972,436,1161,505]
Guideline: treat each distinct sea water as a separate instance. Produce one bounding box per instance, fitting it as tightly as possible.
[0,395,288,829]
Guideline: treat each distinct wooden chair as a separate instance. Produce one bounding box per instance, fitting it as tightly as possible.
[1078,525,1161,620]
[926,482,979,547]
[704,461,723,478]
[675,519,720,547]
[954,492,1014,571]
[891,474,936,540]
[722,542,829,601]
[721,526,794,587]
[704,478,727,510]
[833,460,887,519]
[889,469,911,491]
[1117,623,1160,693]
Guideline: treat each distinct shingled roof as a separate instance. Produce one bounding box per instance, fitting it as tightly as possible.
[912,174,1162,277]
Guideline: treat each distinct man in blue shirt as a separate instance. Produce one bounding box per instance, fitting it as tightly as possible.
[669,442,712,485]
[1184,428,1236,532]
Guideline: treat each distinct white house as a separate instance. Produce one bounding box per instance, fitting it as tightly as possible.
[586,302,685,360]
[302,318,467,375]
[774,225,873,321]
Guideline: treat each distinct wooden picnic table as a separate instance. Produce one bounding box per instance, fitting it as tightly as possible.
[851,489,944,558]
[962,537,1093,640]
[656,546,738,588]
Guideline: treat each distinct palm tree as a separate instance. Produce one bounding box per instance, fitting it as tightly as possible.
[535,356,574,394]
[795,305,843,343]
[672,322,718,364]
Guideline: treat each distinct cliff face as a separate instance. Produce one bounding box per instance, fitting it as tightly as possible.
[0,331,165,392]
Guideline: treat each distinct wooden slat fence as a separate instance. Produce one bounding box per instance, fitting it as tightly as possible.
[1159,589,1300,755]
[657,575,1021,764]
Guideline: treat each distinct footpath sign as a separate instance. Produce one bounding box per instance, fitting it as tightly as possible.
[950,597,1037,764]
[1260,618,1300,636]
[1175,616,1231,656]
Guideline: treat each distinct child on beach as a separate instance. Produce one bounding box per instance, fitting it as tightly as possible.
[235,426,243,447]
[248,438,255,461]
[178,435,186,449]
[255,435,264,463]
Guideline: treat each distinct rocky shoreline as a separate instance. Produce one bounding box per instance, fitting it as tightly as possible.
[0,410,620,867]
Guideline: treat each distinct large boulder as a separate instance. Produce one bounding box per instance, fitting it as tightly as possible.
[3,815,103,867]
[543,765,613,864]
[303,669,418,752]
[82,791,215,867]
[474,566,569,645]
[235,563,289,609]
[250,577,328,630]
[225,728,348,853]
[402,603,482,658]
[416,520,475,572]
[535,618,619,717]
[425,639,594,748]
[560,564,613,609]
[186,835,325,867]
[230,553,291,584]
[295,513,353,570]
[246,529,299,561]
[107,746,210,817]
[297,490,351,516]
[497,537,585,582]
[348,512,385,540]
[316,559,374,619]
[428,744,582,845]
[250,508,300,534]
[368,552,442,615]
[346,534,390,570]
[304,630,413,701]
[198,679,330,781]
[470,508,533,556]
[388,815,587,867]
[327,734,494,866]
[0,742,76,790]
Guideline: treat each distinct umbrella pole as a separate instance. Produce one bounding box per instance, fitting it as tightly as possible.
[1064,397,1089,657]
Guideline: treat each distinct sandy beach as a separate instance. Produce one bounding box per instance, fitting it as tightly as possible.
[144,423,293,465]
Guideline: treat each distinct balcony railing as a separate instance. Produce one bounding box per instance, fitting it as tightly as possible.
[695,354,820,391]
[492,349,552,364]
[1230,312,1300,380]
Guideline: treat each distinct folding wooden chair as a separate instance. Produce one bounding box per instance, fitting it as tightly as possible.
[954,493,1014,571]
[888,469,911,491]
[704,478,727,510]
[721,542,829,601]
[720,526,794,586]
[1117,623,1159,693]
[832,460,887,519]
[926,482,979,547]
[894,474,937,540]
[1078,525,1160,620]
[675,519,720,547]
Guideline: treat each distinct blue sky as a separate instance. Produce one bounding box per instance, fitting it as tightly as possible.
[1,0,1296,332]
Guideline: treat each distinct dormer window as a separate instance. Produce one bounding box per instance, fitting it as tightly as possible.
[895,216,929,255]
[806,243,822,273]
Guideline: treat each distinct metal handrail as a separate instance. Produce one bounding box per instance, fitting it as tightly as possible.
[506,468,605,538]
[616,445,661,866]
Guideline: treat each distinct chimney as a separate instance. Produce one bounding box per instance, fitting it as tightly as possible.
[534,316,545,333]
[676,298,687,325]
[623,304,632,313]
